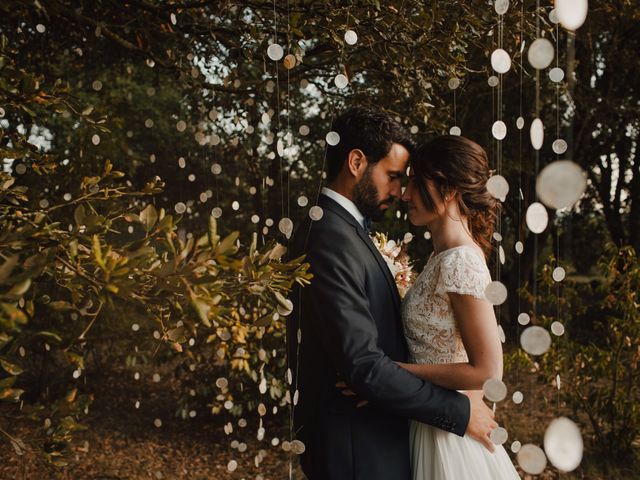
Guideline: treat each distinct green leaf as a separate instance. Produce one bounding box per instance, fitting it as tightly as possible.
[66,352,84,370]
[155,260,176,278]
[157,214,174,233]
[265,243,287,263]
[84,214,105,231]
[73,204,86,226]
[242,256,254,279]
[0,376,17,389]
[102,159,113,177]
[0,387,24,402]
[0,302,28,325]
[166,326,186,342]
[0,255,18,284]
[254,311,276,327]
[48,301,73,311]
[69,239,78,260]
[139,204,158,233]
[195,233,209,248]
[190,296,211,327]
[0,359,24,375]
[65,388,78,403]
[216,231,239,256]
[126,246,155,261]
[21,105,36,117]
[249,232,257,256]
[59,415,87,432]
[8,278,31,297]
[34,331,63,342]
[274,291,291,311]
[1,176,15,191]
[208,215,219,248]
[178,237,194,262]
[92,235,104,268]
[10,438,25,456]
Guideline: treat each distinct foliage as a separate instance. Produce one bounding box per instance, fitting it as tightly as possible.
[3,0,637,288]
[516,246,640,461]
[0,0,542,234]
[2,0,639,474]
[0,163,310,465]
[1,4,314,465]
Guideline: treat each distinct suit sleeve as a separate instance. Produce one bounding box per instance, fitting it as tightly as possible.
[303,227,470,436]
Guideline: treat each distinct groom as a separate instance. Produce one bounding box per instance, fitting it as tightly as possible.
[287,106,497,480]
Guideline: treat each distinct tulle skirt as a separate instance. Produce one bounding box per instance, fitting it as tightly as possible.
[410,420,521,479]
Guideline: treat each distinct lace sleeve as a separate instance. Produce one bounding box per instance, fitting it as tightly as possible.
[436,247,491,299]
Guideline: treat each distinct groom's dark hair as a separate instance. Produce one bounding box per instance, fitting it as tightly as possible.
[325,106,414,182]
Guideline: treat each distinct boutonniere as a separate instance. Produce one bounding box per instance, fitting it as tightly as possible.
[370,232,417,298]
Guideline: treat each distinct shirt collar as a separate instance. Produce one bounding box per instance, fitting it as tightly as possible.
[321,187,366,229]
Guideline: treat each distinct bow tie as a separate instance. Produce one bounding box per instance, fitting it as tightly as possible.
[363,217,372,234]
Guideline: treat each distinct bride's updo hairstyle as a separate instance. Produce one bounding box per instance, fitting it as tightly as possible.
[410,135,499,257]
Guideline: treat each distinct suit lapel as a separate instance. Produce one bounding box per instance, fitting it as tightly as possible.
[355,228,402,313]
[319,195,402,314]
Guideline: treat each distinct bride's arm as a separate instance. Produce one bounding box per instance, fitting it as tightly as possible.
[397,292,503,390]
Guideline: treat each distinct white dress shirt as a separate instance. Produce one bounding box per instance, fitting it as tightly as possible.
[321,187,366,230]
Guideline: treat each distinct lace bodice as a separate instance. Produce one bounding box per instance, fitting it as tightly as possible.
[401,245,491,365]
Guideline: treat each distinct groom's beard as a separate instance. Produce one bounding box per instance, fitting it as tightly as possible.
[353,166,394,222]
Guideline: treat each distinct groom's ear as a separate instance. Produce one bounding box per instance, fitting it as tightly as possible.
[346,149,368,178]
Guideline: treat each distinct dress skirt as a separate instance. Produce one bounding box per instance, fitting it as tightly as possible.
[410,420,521,479]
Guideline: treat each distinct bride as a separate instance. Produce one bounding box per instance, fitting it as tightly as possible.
[398,135,520,479]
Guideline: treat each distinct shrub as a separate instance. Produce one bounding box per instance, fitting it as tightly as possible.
[0,165,310,465]
[516,245,640,462]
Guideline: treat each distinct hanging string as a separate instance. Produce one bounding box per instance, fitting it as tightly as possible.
[516,0,525,388]
[554,3,563,421]
[290,5,352,475]
[532,0,541,315]
[496,2,505,330]
[453,87,457,130]
[272,0,285,221]
[286,0,292,221]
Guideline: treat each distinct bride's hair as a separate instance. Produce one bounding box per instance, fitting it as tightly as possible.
[410,135,499,258]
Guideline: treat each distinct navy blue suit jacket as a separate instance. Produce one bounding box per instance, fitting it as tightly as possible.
[287,194,470,480]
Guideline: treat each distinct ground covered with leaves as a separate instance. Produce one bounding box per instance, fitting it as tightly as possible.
[0,361,632,480]
[0,364,303,480]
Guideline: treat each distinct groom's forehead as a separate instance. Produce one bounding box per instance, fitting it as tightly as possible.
[392,142,410,157]
[377,159,406,176]
[381,143,410,168]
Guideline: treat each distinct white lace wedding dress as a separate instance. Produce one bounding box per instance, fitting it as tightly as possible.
[401,245,520,479]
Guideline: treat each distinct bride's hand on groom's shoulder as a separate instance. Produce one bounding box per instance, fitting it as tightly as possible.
[463,390,498,453]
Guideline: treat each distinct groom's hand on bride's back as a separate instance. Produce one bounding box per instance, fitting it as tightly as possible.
[464,391,497,452]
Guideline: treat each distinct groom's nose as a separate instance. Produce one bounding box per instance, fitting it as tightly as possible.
[389,182,402,199]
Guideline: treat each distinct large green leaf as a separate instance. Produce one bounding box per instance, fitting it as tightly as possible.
[190,296,212,327]
[0,255,18,284]
[0,387,24,402]
[8,278,31,298]
[0,358,24,375]
[139,204,158,233]
[216,231,240,257]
